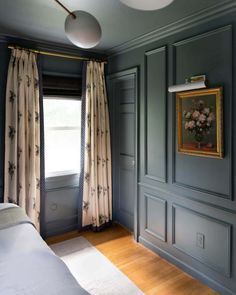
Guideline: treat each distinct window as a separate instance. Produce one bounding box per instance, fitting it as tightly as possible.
[43,97,81,177]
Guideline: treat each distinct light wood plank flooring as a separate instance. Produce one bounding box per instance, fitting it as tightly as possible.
[46,224,218,295]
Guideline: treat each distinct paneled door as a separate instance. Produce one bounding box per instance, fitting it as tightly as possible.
[108,68,138,236]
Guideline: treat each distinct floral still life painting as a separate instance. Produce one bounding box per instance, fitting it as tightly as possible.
[176,88,223,158]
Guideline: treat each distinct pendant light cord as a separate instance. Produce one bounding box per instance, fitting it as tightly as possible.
[54,0,76,19]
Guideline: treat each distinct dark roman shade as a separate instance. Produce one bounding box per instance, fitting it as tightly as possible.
[43,75,82,97]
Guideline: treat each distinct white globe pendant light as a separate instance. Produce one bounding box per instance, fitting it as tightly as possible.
[65,11,101,49]
[120,0,174,11]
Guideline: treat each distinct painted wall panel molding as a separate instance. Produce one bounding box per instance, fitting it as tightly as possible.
[172,204,232,277]
[144,46,167,184]
[172,25,233,200]
[144,193,167,242]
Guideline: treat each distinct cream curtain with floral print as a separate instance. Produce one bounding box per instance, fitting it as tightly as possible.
[83,61,112,228]
[4,49,41,230]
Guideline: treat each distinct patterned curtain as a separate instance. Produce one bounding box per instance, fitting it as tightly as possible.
[82,61,112,228]
[4,49,41,230]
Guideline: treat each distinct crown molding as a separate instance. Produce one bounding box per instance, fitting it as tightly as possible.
[0,33,107,58]
[108,0,236,56]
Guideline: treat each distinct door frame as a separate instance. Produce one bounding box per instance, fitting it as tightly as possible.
[107,67,139,241]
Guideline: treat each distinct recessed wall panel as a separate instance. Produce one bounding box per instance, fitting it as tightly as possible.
[145,194,167,241]
[145,46,167,183]
[139,190,167,242]
[172,204,231,277]
[173,26,232,199]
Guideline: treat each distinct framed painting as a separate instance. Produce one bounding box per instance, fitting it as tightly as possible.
[176,87,223,158]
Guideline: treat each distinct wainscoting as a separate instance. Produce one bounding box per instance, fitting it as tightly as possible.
[108,9,236,295]
[172,204,231,278]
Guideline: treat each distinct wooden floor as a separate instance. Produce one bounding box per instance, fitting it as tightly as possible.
[47,224,218,295]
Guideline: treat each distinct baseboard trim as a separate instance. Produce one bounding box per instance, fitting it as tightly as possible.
[139,236,235,295]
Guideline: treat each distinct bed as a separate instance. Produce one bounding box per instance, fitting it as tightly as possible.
[0,203,89,295]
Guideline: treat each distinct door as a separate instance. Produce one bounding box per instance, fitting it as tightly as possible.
[108,68,138,234]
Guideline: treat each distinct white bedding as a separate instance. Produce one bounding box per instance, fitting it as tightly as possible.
[0,204,89,295]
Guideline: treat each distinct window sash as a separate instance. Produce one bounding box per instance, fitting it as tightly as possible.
[43,97,82,177]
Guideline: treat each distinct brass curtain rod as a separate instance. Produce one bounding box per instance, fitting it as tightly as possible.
[8,45,107,64]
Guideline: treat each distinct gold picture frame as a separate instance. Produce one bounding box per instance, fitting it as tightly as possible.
[176,87,223,158]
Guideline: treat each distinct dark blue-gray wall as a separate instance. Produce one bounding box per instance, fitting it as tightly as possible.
[108,7,236,295]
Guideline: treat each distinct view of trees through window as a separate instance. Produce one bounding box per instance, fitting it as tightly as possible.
[43,97,81,177]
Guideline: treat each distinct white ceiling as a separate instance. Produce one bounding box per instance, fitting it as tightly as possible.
[0,0,230,52]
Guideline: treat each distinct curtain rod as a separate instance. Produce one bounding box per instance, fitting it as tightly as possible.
[7,45,107,63]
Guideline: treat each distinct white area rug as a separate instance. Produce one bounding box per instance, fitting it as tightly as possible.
[50,236,144,295]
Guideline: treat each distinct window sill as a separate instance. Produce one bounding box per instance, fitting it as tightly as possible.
[45,172,80,190]
[46,171,80,179]
[45,171,80,182]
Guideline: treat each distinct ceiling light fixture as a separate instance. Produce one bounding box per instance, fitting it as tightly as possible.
[55,0,102,49]
[120,0,174,11]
